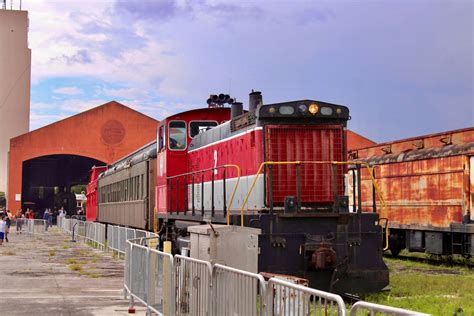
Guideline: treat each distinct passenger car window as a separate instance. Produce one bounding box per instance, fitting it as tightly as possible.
[169,121,187,150]
[189,121,218,138]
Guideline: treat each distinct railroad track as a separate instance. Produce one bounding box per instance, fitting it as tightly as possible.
[383,253,474,268]
[341,293,361,304]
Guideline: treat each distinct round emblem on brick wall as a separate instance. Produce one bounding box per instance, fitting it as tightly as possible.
[101,120,125,145]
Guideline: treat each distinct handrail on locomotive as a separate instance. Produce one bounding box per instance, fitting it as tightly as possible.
[240,160,389,250]
[166,164,241,225]
[168,160,390,250]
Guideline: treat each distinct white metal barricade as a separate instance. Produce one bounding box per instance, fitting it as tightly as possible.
[26,219,48,236]
[54,221,432,316]
[267,277,346,316]
[174,255,213,316]
[349,301,431,316]
[125,237,174,316]
[212,263,267,316]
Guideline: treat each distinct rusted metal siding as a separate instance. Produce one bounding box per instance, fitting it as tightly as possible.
[379,156,464,229]
[349,127,474,160]
[348,127,474,231]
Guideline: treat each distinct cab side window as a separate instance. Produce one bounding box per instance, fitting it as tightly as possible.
[168,121,187,150]
[158,125,166,151]
[189,121,218,138]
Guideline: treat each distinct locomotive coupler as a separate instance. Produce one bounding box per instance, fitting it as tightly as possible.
[310,241,337,269]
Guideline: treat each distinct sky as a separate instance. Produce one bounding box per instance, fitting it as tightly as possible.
[17,0,474,142]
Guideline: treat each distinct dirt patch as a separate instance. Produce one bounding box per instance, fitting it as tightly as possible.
[391,265,462,275]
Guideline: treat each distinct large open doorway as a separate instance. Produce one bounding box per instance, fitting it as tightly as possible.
[21,154,106,217]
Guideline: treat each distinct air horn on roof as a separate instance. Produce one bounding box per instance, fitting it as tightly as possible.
[207,94,235,108]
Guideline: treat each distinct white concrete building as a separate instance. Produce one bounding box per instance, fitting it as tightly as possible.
[0,9,31,194]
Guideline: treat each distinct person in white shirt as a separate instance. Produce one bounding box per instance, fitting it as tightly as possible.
[0,216,6,245]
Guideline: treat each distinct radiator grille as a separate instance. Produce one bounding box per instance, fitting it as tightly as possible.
[265,125,345,205]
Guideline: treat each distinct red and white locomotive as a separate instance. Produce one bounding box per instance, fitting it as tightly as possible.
[88,91,389,293]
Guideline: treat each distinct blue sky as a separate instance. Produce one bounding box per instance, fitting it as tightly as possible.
[23,0,473,142]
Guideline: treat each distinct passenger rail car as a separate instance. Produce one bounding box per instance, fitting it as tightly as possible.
[96,142,157,230]
[349,128,474,257]
[88,91,389,293]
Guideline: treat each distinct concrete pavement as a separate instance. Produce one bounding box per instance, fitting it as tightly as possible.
[0,226,146,315]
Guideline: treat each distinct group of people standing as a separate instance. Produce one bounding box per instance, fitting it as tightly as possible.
[0,206,68,244]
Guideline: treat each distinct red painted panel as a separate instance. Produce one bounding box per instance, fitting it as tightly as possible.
[86,166,107,221]
[188,128,264,180]
[265,125,345,204]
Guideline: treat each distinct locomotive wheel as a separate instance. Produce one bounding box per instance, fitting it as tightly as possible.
[389,243,403,257]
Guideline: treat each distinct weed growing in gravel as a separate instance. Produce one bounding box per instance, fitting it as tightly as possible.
[66,258,77,264]
[78,270,100,278]
[68,264,82,271]
[49,250,56,256]
[2,251,15,256]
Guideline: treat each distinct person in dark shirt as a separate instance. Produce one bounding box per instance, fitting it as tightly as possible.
[4,212,11,242]
[43,209,50,232]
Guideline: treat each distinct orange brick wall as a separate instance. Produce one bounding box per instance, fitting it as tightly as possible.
[7,101,158,211]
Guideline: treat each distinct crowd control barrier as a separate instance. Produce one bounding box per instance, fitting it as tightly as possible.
[213,264,267,316]
[124,239,428,316]
[267,278,345,316]
[174,255,213,316]
[350,301,430,316]
[124,237,174,315]
[26,219,48,235]
[56,220,429,316]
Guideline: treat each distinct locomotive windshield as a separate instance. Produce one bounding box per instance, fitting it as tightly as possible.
[168,121,187,150]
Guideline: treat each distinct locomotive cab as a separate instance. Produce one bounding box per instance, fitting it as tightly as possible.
[155,108,231,215]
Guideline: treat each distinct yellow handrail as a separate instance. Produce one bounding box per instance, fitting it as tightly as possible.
[239,161,389,249]
[222,164,241,226]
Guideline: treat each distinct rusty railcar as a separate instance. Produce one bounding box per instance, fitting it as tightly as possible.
[348,127,474,256]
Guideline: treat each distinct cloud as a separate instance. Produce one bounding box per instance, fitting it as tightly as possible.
[103,86,149,99]
[30,98,110,130]
[50,49,93,65]
[23,0,473,140]
[114,0,178,20]
[52,86,83,95]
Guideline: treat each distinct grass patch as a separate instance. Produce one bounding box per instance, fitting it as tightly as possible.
[48,250,56,257]
[68,263,82,271]
[361,258,474,315]
[2,250,15,256]
[62,245,70,250]
[78,270,100,278]
[66,258,77,264]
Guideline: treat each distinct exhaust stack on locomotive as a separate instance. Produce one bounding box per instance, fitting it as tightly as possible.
[249,90,263,111]
[230,102,243,119]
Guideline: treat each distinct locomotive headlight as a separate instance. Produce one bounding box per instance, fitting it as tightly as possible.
[268,106,276,114]
[309,104,319,115]
[336,108,342,115]
[298,104,308,113]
